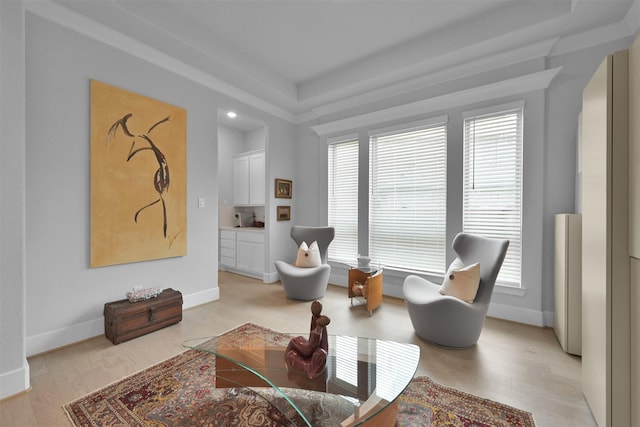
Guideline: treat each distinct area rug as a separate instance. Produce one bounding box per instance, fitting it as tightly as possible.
[64,323,535,427]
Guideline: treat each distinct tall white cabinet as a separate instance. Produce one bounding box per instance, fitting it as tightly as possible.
[628,35,640,427]
[581,49,631,427]
[554,213,582,356]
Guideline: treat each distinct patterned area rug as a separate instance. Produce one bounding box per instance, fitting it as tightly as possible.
[64,323,535,426]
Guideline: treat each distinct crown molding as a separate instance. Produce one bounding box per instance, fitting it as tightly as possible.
[24,0,297,124]
[624,0,640,38]
[310,38,558,119]
[549,21,633,57]
[23,0,637,126]
[311,67,562,137]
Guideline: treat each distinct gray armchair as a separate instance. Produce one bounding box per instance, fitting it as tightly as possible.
[275,226,335,301]
[402,233,509,348]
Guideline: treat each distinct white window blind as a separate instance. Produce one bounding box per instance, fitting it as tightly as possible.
[463,104,523,286]
[334,336,358,387]
[369,120,447,273]
[328,137,359,262]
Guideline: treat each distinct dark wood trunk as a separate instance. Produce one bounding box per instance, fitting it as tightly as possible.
[104,288,182,344]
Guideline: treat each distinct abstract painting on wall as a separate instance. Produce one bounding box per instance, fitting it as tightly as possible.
[90,80,187,267]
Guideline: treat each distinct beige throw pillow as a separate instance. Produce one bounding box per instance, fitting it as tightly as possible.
[439,258,481,303]
[294,241,322,267]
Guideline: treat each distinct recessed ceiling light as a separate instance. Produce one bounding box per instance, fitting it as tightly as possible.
[227,111,237,119]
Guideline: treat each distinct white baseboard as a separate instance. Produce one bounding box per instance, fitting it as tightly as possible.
[487,302,547,327]
[182,287,220,309]
[542,310,554,327]
[26,288,220,357]
[0,359,30,400]
[26,317,104,357]
[264,271,279,283]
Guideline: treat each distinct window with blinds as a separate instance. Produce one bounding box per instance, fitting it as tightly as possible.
[368,118,447,273]
[333,337,418,402]
[328,136,359,262]
[334,335,358,388]
[463,103,523,286]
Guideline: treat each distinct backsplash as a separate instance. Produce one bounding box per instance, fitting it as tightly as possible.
[219,205,265,228]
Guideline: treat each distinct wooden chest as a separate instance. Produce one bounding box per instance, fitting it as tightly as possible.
[104,288,182,344]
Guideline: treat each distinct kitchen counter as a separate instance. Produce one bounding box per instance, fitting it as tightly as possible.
[220,226,264,233]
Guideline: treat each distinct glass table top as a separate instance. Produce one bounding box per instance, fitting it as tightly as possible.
[340,261,383,275]
[351,265,383,275]
[183,333,419,426]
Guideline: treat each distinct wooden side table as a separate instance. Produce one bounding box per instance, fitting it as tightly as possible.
[348,266,383,316]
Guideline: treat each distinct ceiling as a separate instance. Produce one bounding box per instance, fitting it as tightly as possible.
[51,0,637,124]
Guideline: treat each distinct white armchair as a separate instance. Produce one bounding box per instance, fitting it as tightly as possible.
[402,233,509,348]
[275,226,335,301]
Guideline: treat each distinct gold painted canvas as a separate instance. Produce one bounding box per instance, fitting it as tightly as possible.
[91,80,187,267]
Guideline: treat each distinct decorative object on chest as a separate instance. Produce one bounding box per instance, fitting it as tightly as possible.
[103,288,182,344]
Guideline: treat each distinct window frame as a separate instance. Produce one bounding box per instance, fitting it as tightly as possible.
[327,134,360,263]
[462,101,524,287]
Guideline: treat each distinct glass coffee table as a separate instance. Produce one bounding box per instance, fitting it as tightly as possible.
[183,332,419,426]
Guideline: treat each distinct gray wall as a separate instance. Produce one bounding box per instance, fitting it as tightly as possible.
[15,8,294,364]
[25,13,221,353]
[218,124,245,218]
[0,0,28,399]
[246,127,267,152]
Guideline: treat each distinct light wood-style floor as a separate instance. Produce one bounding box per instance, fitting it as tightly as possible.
[1,271,595,427]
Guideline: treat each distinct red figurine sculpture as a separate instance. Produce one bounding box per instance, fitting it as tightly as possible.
[285,300,330,379]
[309,300,328,353]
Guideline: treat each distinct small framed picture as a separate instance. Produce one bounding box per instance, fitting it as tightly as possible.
[275,178,292,198]
[277,206,291,221]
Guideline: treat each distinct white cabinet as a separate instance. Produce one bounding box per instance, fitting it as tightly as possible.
[632,257,640,427]
[554,214,581,356]
[219,229,264,279]
[236,231,264,277]
[219,229,236,269]
[233,150,264,206]
[631,35,640,259]
[233,156,249,205]
[630,37,640,427]
[581,49,631,427]
[249,152,265,205]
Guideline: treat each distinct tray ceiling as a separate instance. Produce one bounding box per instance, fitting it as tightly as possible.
[49,0,637,121]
